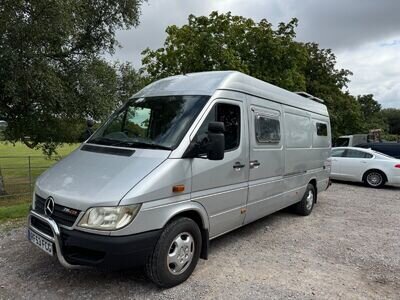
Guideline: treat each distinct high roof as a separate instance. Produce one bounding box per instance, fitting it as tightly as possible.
[133,71,328,116]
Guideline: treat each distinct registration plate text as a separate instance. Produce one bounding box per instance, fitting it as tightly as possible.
[28,229,54,256]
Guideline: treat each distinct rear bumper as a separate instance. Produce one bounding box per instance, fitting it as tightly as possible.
[28,210,161,270]
[388,175,400,185]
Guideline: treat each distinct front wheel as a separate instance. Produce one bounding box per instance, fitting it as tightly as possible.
[145,217,202,288]
[294,184,316,216]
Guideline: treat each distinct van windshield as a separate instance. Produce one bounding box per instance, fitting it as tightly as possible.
[88,95,210,150]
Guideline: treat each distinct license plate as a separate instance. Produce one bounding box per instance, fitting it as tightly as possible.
[28,229,54,256]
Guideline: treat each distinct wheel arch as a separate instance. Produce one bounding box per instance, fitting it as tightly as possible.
[164,204,210,260]
[362,168,388,183]
[308,178,318,203]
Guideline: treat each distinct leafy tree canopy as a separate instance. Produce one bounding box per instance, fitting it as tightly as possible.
[381,108,400,135]
[0,0,145,154]
[355,94,386,132]
[142,12,309,91]
[141,11,372,138]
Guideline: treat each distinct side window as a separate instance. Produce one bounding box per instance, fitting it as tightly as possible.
[194,103,241,152]
[331,149,345,157]
[344,149,372,158]
[255,114,280,144]
[316,122,327,136]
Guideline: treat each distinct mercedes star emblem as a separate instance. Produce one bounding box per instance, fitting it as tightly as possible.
[44,196,55,216]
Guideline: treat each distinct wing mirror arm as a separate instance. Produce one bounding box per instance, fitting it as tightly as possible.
[182,140,207,159]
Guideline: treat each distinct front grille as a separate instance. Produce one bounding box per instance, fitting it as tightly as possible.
[31,217,53,237]
[35,194,81,227]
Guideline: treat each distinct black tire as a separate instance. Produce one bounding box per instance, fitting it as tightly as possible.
[363,170,386,188]
[294,184,316,216]
[145,217,202,288]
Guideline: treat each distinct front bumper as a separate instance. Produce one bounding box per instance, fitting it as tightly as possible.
[28,210,161,270]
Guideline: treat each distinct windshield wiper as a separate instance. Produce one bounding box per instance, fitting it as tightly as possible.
[110,140,172,150]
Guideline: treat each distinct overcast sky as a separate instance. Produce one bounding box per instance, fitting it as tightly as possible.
[110,0,400,108]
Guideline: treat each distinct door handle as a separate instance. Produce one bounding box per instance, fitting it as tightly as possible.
[250,160,261,169]
[233,162,245,171]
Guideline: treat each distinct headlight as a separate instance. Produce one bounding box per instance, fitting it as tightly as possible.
[78,204,141,230]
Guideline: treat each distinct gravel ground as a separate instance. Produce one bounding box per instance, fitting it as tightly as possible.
[0,182,399,299]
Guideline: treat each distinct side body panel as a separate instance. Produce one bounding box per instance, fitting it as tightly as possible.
[283,106,330,198]
[309,112,332,192]
[245,97,331,225]
[109,158,196,236]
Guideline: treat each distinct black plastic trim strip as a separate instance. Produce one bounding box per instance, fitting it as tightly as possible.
[81,144,135,157]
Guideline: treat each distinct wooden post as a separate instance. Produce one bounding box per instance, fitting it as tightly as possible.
[0,165,6,196]
[28,156,32,195]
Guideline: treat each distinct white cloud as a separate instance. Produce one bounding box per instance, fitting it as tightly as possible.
[336,37,400,108]
[110,0,217,67]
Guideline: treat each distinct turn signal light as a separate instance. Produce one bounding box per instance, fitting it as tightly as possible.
[172,185,185,193]
[394,164,400,168]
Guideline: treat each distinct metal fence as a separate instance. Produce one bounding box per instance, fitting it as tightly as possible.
[0,156,63,203]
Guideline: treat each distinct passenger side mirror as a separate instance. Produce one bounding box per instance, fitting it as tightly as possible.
[207,122,225,160]
[182,122,225,160]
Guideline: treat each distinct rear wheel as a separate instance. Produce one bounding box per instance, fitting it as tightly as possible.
[145,217,201,288]
[364,170,386,188]
[294,184,316,216]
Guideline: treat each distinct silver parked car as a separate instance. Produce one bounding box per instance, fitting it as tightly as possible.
[28,71,331,287]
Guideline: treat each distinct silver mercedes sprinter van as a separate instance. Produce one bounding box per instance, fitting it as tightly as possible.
[28,71,331,287]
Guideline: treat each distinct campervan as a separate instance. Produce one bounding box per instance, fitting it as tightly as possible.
[28,71,331,287]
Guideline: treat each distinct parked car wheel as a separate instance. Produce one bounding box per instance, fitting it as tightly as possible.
[294,184,316,216]
[145,217,202,288]
[363,170,386,188]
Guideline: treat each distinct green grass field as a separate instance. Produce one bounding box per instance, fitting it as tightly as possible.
[0,142,78,223]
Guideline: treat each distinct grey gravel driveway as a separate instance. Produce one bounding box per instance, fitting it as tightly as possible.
[0,182,399,299]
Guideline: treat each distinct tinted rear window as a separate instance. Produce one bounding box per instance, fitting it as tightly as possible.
[357,144,400,158]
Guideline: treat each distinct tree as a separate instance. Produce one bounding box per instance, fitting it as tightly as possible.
[300,43,366,138]
[357,94,381,117]
[0,0,145,154]
[141,11,365,138]
[355,94,386,132]
[381,108,400,135]
[142,12,308,91]
[115,62,147,104]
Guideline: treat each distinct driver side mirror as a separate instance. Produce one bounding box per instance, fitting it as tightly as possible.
[206,122,225,160]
